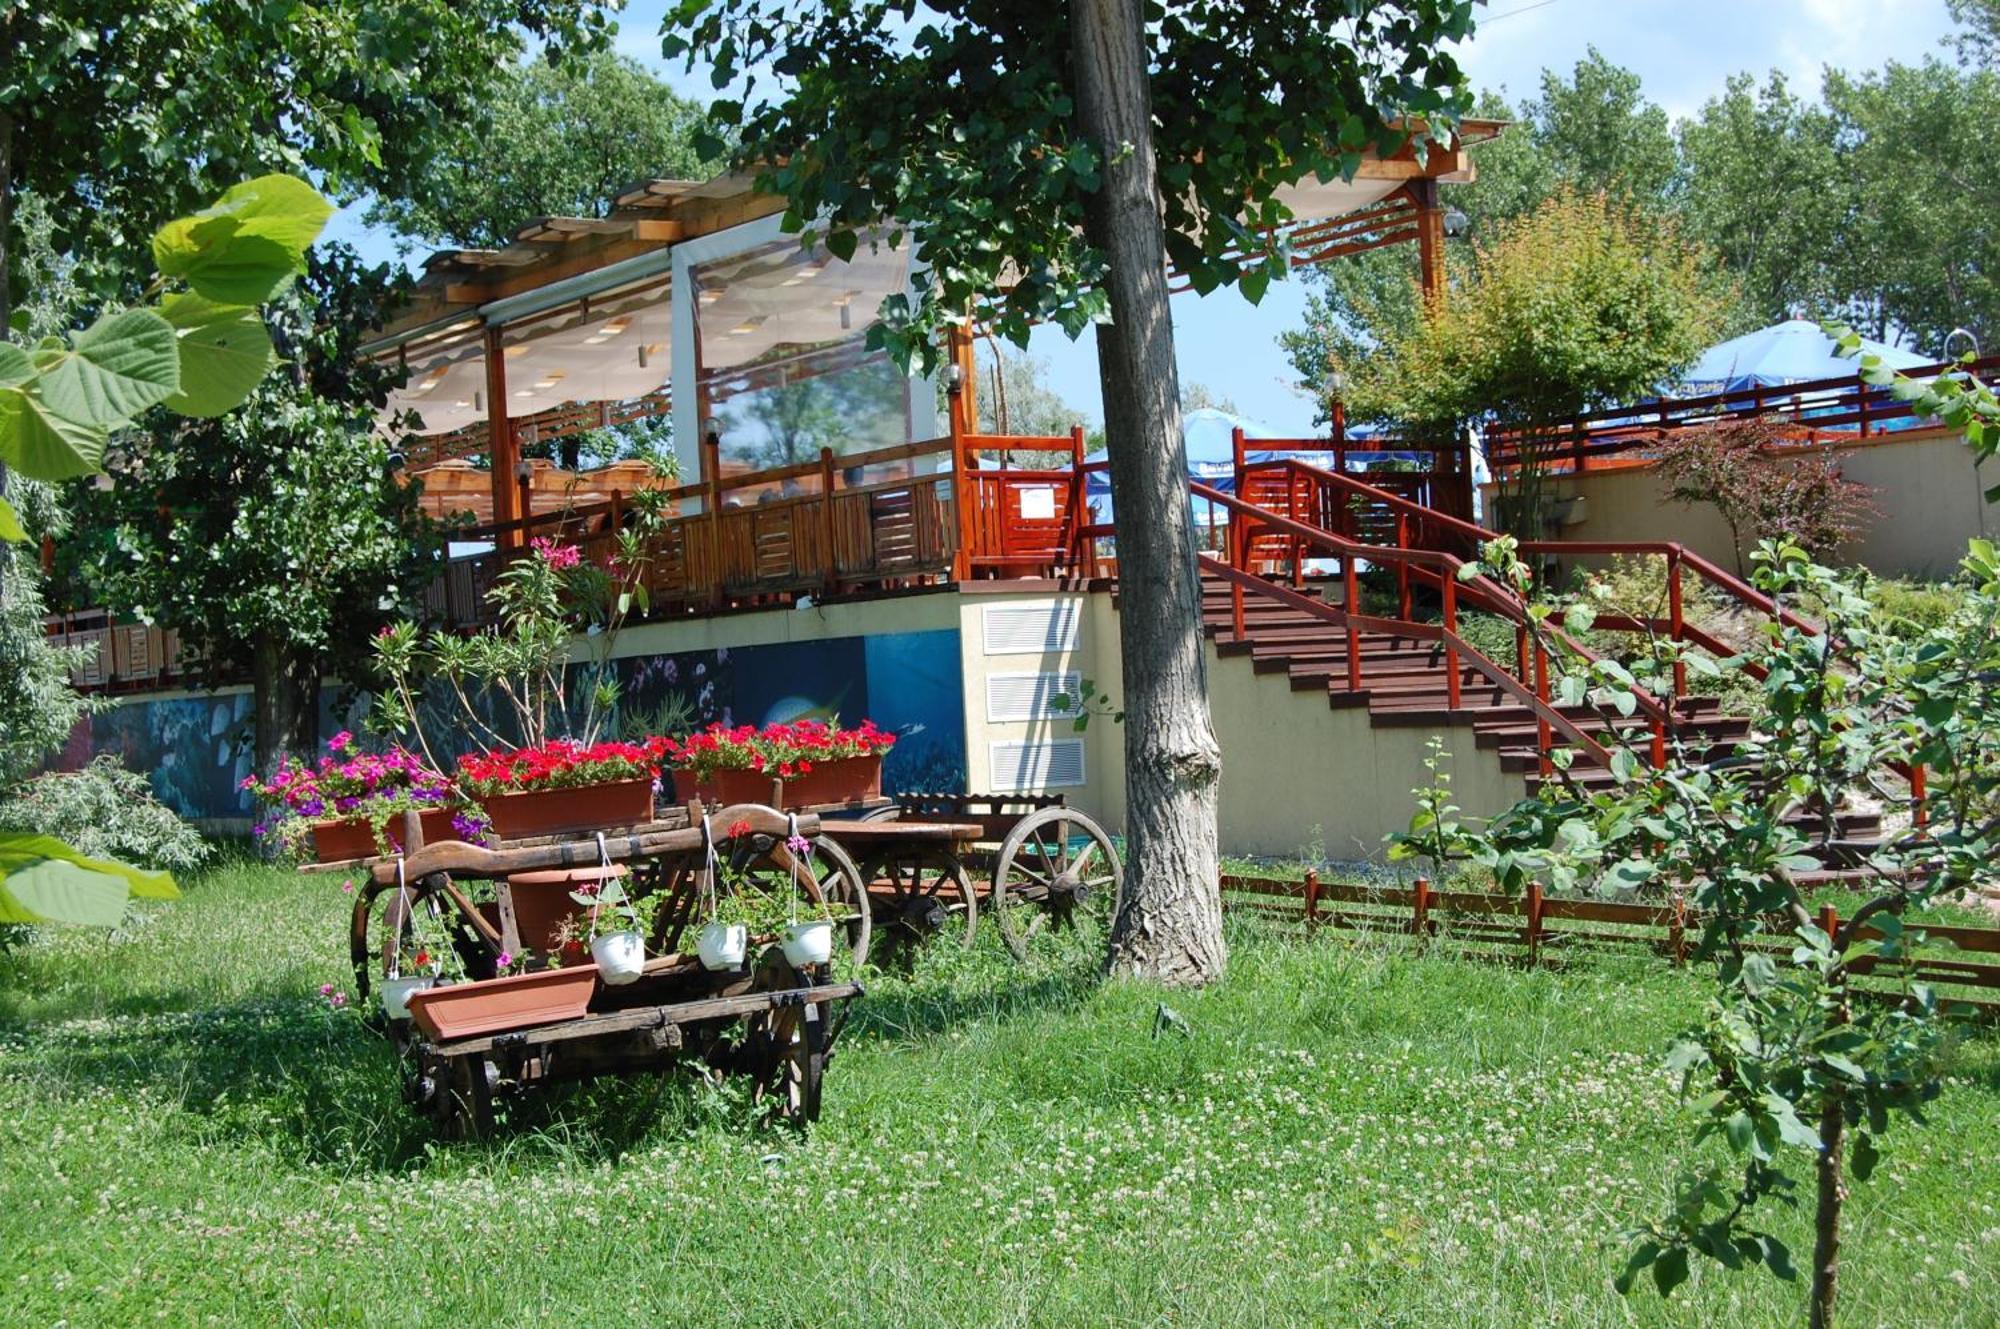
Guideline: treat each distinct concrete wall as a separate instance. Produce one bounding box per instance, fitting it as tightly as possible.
[952,587,1522,862]
[1504,427,2000,581]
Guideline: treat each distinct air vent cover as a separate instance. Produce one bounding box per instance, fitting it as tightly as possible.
[986,671,1083,723]
[982,602,1080,655]
[990,739,1086,790]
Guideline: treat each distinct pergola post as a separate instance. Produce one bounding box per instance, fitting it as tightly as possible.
[1409,178,1446,307]
[482,326,523,547]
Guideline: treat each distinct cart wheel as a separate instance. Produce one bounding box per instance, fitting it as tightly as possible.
[722,819,873,971]
[746,999,827,1128]
[439,1052,498,1141]
[990,807,1125,964]
[858,846,977,960]
[356,872,492,1049]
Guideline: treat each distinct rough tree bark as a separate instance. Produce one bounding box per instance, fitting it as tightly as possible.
[1810,985,1852,1329]
[251,633,321,785]
[1072,0,1225,985]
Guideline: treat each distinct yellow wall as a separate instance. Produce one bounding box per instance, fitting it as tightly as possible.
[955,588,1523,861]
[1502,428,2000,581]
[612,594,961,662]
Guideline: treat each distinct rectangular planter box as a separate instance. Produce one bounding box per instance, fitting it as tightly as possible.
[696,754,882,810]
[478,778,654,841]
[309,807,461,862]
[405,965,599,1042]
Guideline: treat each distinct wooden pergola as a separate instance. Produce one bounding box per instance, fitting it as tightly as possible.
[363,121,1501,544]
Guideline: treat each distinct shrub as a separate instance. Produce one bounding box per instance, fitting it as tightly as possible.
[1653,415,1878,571]
[0,757,213,874]
[1868,576,1963,641]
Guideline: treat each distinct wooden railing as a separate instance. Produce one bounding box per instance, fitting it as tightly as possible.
[43,610,201,693]
[1486,353,2000,475]
[1222,872,2000,1015]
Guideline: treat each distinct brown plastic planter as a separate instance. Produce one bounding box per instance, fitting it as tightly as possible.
[504,864,629,952]
[404,965,599,1042]
[478,778,654,841]
[696,754,882,810]
[309,808,461,862]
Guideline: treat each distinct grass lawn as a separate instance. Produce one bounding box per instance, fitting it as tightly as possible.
[3,857,1998,1327]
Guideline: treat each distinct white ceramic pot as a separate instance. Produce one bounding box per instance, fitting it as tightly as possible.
[590,930,647,985]
[381,974,436,1021]
[781,918,834,968]
[696,920,748,971]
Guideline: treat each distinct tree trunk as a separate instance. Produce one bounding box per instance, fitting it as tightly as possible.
[251,633,321,784]
[1072,0,1225,986]
[1811,992,1851,1329]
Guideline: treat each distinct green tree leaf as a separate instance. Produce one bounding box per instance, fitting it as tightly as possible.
[1651,1245,1690,1296]
[0,385,110,479]
[153,176,334,305]
[0,342,34,390]
[35,308,181,428]
[0,494,23,543]
[159,295,276,417]
[0,831,179,926]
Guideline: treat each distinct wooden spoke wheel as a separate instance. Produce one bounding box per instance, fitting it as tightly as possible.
[406,1048,498,1141]
[352,871,495,1049]
[860,846,977,960]
[718,818,873,971]
[743,997,827,1128]
[990,807,1125,964]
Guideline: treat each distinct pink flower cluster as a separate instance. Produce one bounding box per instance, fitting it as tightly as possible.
[531,536,582,570]
[240,732,454,818]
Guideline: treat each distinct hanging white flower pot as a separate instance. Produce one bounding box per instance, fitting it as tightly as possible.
[590,929,647,985]
[381,974,436,1021]
[696,920,748,971]
[781,919,834,968]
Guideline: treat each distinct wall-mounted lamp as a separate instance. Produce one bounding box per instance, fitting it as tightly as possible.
[1442,206,1470,239]
[1323,365,1349,446]
[513,457,534,483]
[943,362,965,397]
[703,421,722,451]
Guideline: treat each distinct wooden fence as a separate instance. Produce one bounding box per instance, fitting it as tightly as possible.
[1220,871,2000,1016]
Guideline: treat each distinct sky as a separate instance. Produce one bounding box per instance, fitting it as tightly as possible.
[323,0,1965,433]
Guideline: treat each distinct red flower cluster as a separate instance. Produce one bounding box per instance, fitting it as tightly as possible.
[670,719,895,781]
[457,736,678,796]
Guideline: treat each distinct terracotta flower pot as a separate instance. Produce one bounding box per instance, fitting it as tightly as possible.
[695,755,882,810]
[478,778,654,841]
[309,808,461,862]
[405,965,599,1042]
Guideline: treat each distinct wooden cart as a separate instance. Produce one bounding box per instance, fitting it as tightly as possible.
[820,794,1126,964]
[329,804,871,1138]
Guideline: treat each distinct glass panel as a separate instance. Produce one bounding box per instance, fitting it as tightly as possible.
[692,231,914,476]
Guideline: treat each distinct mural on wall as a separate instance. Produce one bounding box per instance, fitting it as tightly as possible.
[60,628,968,820]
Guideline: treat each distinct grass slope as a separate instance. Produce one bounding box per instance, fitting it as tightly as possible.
[1,859,1997,1327]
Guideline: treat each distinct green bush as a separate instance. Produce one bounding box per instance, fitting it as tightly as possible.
[0,756,212,873]
[1868,576,1963,641]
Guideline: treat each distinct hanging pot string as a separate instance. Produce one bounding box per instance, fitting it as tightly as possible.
[787,812,803,927]
[389,858,409,982]
[700,812,719,919]
[593,830,613,933]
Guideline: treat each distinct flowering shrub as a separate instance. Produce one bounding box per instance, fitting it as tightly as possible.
[240,732,483,855]
[456,736,678,797]
[671,720,895,782]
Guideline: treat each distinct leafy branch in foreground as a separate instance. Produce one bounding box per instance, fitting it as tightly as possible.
[0,173,331,925]
[1396,537,2000,1329]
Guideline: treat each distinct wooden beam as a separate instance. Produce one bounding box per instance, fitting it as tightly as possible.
[1409,179,1446,305]
[483,326,523,548]
[631,218,687,242]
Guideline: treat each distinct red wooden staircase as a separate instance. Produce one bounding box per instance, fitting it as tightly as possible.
[1167,453,1900,873]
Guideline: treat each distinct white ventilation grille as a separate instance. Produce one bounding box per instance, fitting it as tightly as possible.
[986,672,1083,722]
[982,602,1080,655]
[990,739,1087,791]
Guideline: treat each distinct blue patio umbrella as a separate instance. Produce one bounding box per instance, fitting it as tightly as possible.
[1681,319,1927,396]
